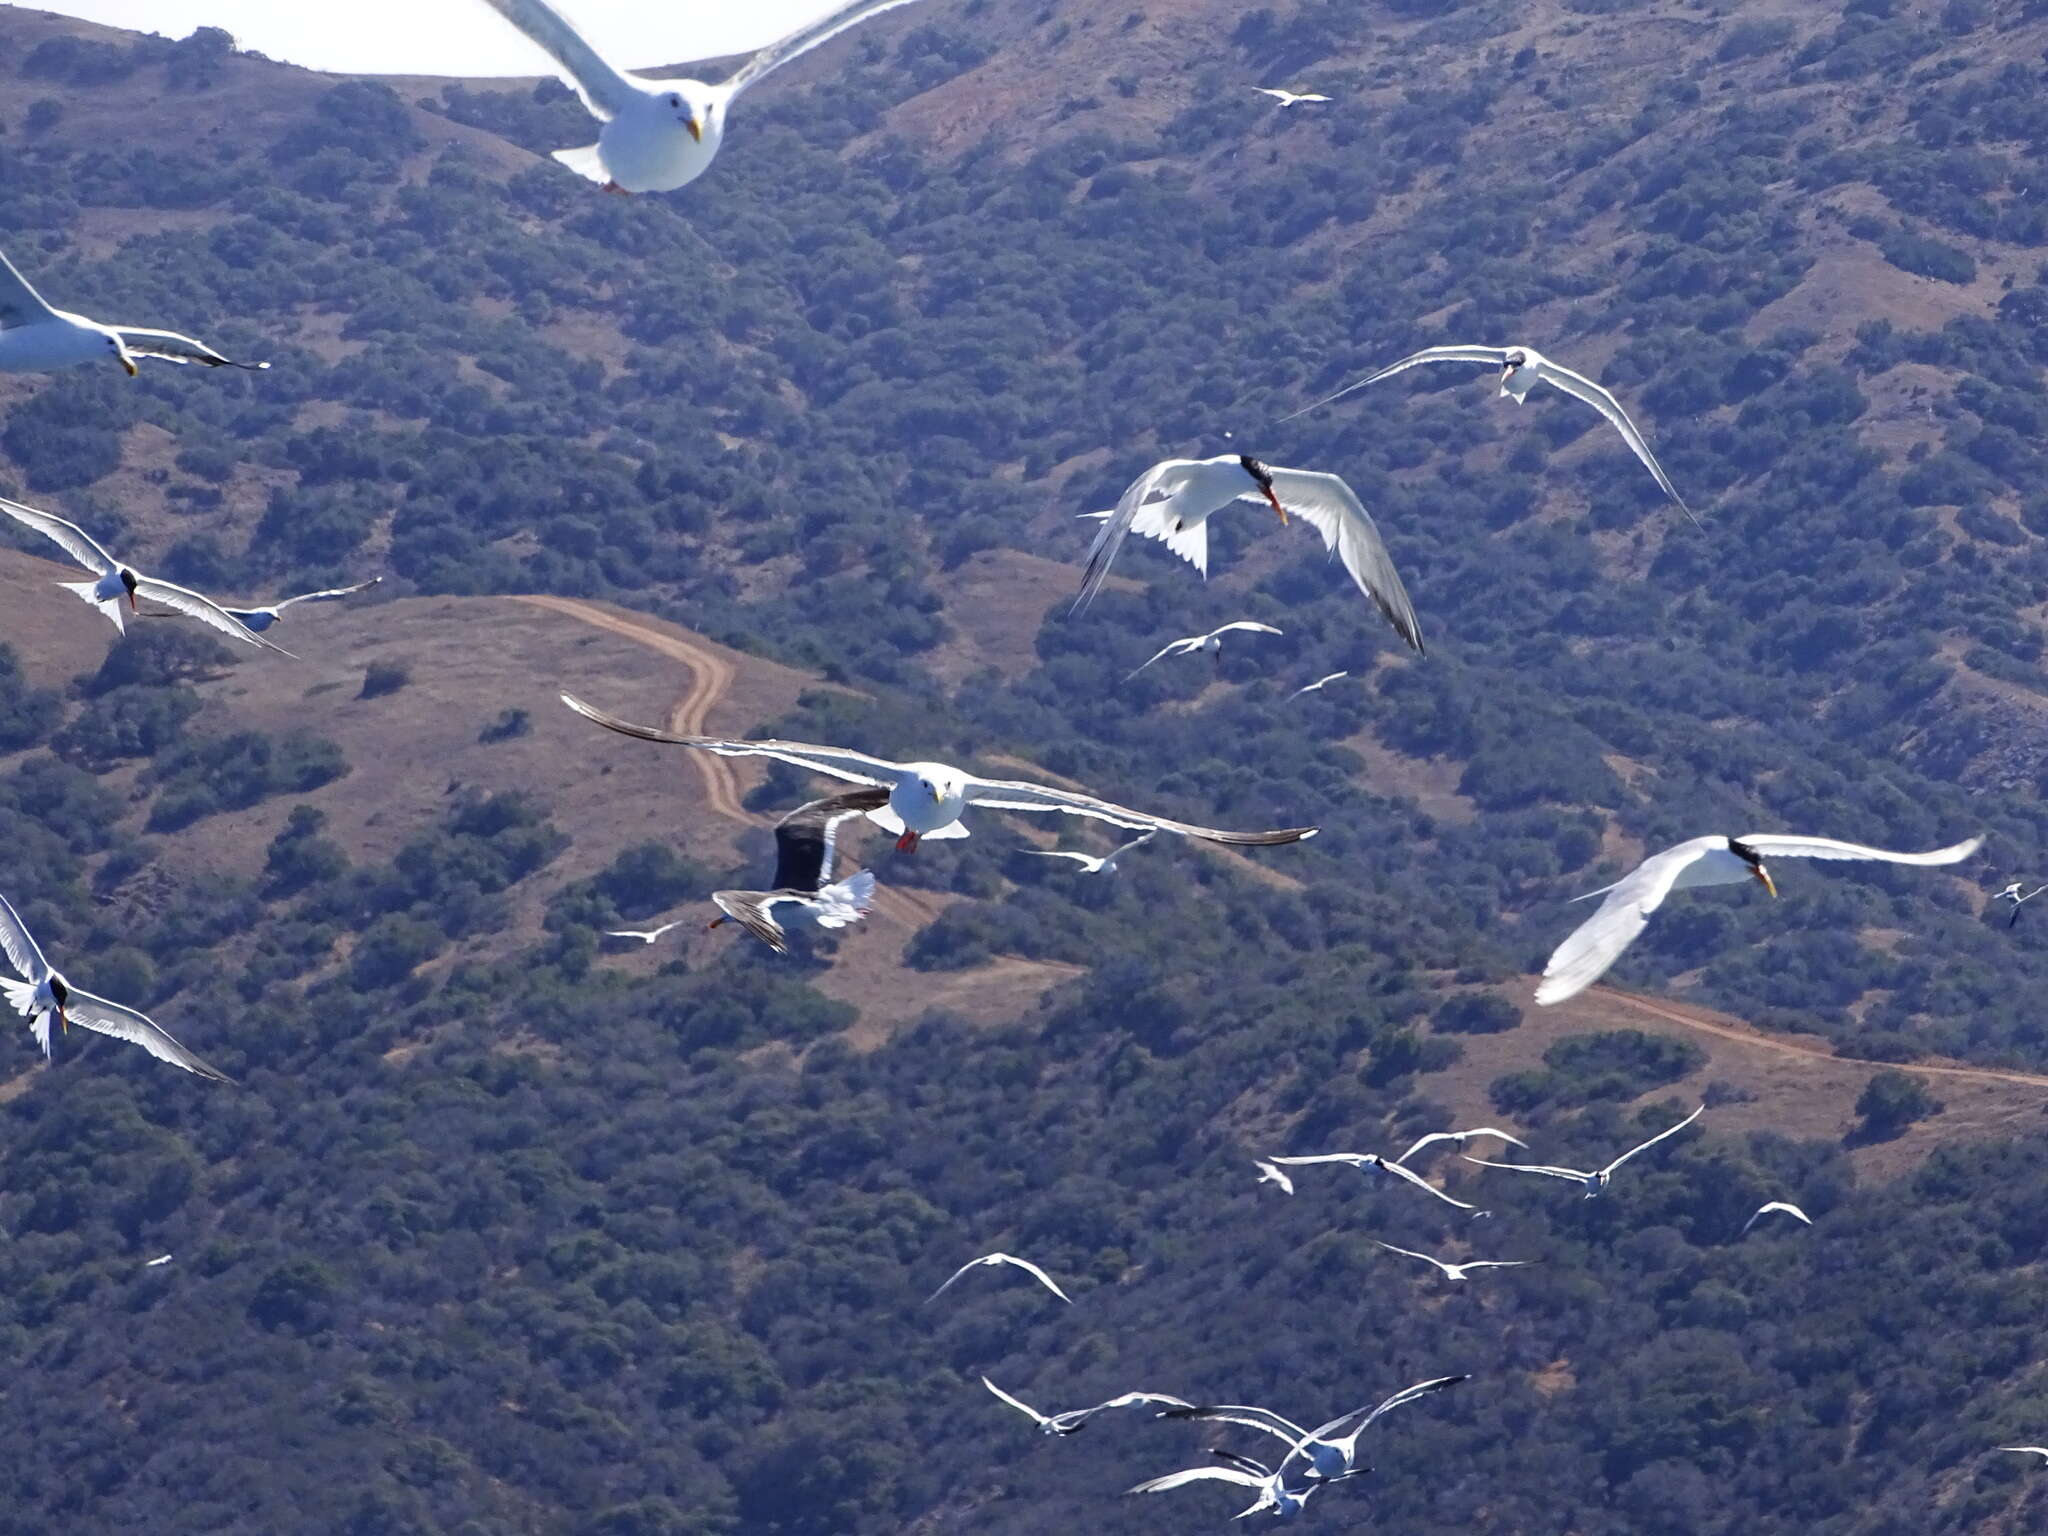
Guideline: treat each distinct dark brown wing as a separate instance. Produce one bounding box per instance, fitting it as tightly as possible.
[771,788,891,890]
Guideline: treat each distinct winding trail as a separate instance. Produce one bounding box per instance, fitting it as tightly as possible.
[1591,985,2048,1092]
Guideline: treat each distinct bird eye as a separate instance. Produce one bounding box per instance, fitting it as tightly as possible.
[668,94,681,107]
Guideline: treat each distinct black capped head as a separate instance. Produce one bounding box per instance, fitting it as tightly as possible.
[1238,454,1274,490]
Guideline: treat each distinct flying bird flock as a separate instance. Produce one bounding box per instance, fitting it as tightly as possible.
[0,0,2037,1525]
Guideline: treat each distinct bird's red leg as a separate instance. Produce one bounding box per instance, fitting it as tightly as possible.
[895,830,920,853]
[602,181,631,196]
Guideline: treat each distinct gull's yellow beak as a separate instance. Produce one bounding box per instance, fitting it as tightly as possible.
[1753,865,1777,899]
[686,117,703,143]
[928,783,944,802]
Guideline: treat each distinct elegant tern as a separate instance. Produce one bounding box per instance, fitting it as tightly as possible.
[561,694,1318,854]
[1126,1459,1344,1520]
[1740,1200,1812,1236]
[1393,1127,1529,1166]
[222,577,381,634]
[1129,620,1283,678]
[1073,455,1423,653]
[0,496,290,654]
[0,890,231,1081]
[927,1252,1073,1306]
[0,243,267,376]
[1994,881,2047,927]
[1253,1158,1295,1195]
[1268,1151,1485,1213]
[704,788,887,954]
[1287,671,1350,700]
[1162,1373,1470,1486]
[1254,87,1331,107]
[982,1377,1191,1436]
[1020,830,1155,876]
[602,920,690,945]
[1466,1104,1702,1198]
[1537,833,1983,1004]
[1372,1240,1532,1282]
[477,0,928,194]
[1285,344,1694,524]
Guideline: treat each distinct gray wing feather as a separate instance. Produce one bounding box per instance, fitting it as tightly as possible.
[62,987,233,1082]
[559,696,905,787]
[0,246,56,330]
[724,0,929,94]
[0,496,120,573]
[474,0,640,117]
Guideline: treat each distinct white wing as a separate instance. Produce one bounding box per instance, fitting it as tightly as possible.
[1155,1403,1310,1445]
[1741,1200,1812,1235]
[2000,1448,2048,1461]
[980,1376,1050,1429]
[0,891,52,984]
[112,327,266,370]
[1267,1152,1370,1168]
[1599,1103,1704,1177]
[1734,833,1984,868]
[724,0,929,95]
[0,246,57,330]
[1254,468,1423,653]
[1288,1374,1469,1476]
[474,0,640,118]
[132,577,293,654]
[62,987,232,1081]
[1464,1157,1594,1184]
[1372,1240,1452,1276]
[1020,850,1102,869]
[1129,636,1200,676]
[1127,1465,1268,1495]
[959,773,1317,848]
[1289,671,1348,699]
[1252,1158,1294,1194]
[0,495,120,574]
[1204,621,1284,641]
[1534,835,1725,1006]
[993,1253,1072,1304]
[271,577,382,612]
[1075,459,1200,610]
[1279,344,1509,423]
[1394,1127,1528,1166]
[1373,1154,1483,1211]
[1107,830,1158,861]
[1528,356,1693,524]
[560,695,908,788]
[1254,87,1293,101]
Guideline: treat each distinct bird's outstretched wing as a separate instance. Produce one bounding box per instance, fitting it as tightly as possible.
[1289,671,1349,699]
[1374,1155,1483,1211]
[61,987,233,1082]
[132,577,294,655]
[0,891,52,984]
[1129,637,1197,677]
[1463,1157,1591,1183]
[1156,1402,1310,1445]
[1267,1151,1368,1168]
[724,0,929,95]
[709,890,807,954]
[1257,468,1423,653]
[1741,1200,1812,1235]
[0,495,120,574]
[1287,1374,1469,1476]
[1734,833,1984,868]
[1278,345,1508,424]
[1600,1103,1703,1176]
[1126,1465,1268,1495]
[961,774,1316,848]
[1209,621,1284,640]
[112,327,267,370]
[1535,836,1723,1006]
[560,696,907,788]
[771,787,891,889]
[981,1376,1051,1429]
[1075,460,1196,611]
[0,246,57,331]
[1372,1240,1448,1273]
[1021,850,1099,868]
[1528,356,1693,524]
[1394,1127,1528,1165]
[272,577,382,612]
[475,0,640,117]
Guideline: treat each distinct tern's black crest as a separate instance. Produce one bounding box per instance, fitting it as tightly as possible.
[1727,839,1763,867]
[119,569,138,595]
[1238,454,1275,490]
[48,976,67,1006]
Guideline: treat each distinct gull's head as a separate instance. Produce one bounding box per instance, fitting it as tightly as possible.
[663,87,711,143]
[119,568,140,612]
[105,333,137,377]
[1238,454,1288,524]
[1728,839,1777,899]
[48,974,68,1033]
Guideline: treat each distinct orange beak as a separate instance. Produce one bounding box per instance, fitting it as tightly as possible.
[686,117,702,143]
[120,357,138,377]
[1263,487,1288,525]
[57,1006,68,1035]
[1752,866,1777,899]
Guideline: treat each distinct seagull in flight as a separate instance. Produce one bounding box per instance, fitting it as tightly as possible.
[141,1254,174,1267]
[1267,1151,1485,1213]
[1021,830,1155,877]
[0,496,290,654]
[1254,86,1332,107]
[1159,1373,1470,1486]
[1129,620,1283,678]
[1536,832,1983,1004]
[1994,881,2048,927]
[1372,1240,1532,1282]
[703,788,886,954]
[221,577,381,635]
[0,244,268,376]
[561,694,1318,855]
[927,1252,1073,1306]
[982,1377,1192,1436]
[0,890,231,1081]
[1287,671,1350,700]
[1999,1447,2048,1464]
[602,920,690,945]
[1466,1104,1702,1198]
[1740,1200,1812,1236]
[1127,1457,1343,1521]
[1393,1127,1529,1166]
[1284,345,1694,524]
[477,0,929,194]
[1074,456,1424,654]
[1253,1158,1295,1195]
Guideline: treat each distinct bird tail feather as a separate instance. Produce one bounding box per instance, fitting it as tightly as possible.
[811,870,877,929]
[58,581,123,633]
[0,976,34,1018]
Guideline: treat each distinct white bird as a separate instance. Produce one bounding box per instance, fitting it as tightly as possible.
[1254,86,1332,107]
[1284,345,1694,524]
[477,0,928,194]
[703,788,888,954]
[0,496,290,654]
[0,890,231,1081]
[1021,830,1156,876]
[1536,833,1984,1005]
[1267,1151,1485,1213]
[1999,1446,2048,1464]
[603,920,690,945]
[142,1254,174,1267]
[1159,1373,1470,1487]
[1074,456,1424,653]
[981,1377,1192,1436]
[1287,671,1350,700]
[561,694,1318,855]
[1253,1158,1295,1195]
[1129,620,1283,678]
[0,244,267,376]
[1740,1200,1812,1236]
[1393,1127,1529,1166]
[222,577,381,635]
[1127,1458,1342,1521]
[1465,1104,1703,1198]
[1994,881,2048,927]
[1372,1240,1532,1282]
[926,1252,1073,1306]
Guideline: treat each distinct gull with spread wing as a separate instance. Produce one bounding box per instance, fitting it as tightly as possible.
[1021,830,1154,877]
[1129,620,1282,678]
[221,577,381,635]
[1268,1151,1485,1213]
[477,0,928,194]
[982,1377,1192,1437]
[0,891,231,1081]
[1537,832,1983,1004]
[927,1252,1072,1306]
[561,694,1318,854]
[1740,1200,1812,1237]
[1160,1373,1469,1486]
[1254,86,1332,107]
[704,788,886,954]
[0,496,291,654]
[1372,1240,1532,1282]
[1073,455,1423,653]
[1287,670,1350,700]
[1285,344,1693,524]
[1994,881,2048,927]
[0,243,266,376]
[1466,1104,1702,1198]
[1393,1126,1529,1166]
[602,920,689,945]
[1127,1457,1347,1521]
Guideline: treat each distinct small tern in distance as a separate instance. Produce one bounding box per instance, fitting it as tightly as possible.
[927,1252,1072,1306]
[1994,881,2047,927]
[982,1377,1191,1436]
[222,577,381,634]
[1466,1104,1702,1198]
[603,920,689,945]
[1129,620,1282,678]
[1021,830,1155,876]
[1254,87,1332,107]
[1372,1240,1532,1282]
[1269,1151,1486,1213]
[1253,1158,1295,1195]
[1393,1127,1529,1166]
[1740,1200,1812,1236]
[1288,671,1350,700]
